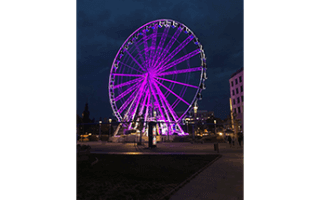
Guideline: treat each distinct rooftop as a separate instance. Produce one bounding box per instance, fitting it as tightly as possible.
[230,67,243,79]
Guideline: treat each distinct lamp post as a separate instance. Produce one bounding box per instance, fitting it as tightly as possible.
[193,101,198,140]
[109,118,112,141]
[214,119,216,136]
[186,119,189,134]
[99,120,102,140]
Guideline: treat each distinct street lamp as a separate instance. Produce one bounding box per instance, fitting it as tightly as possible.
[109,118,112,141]
[99,120,102,140]
[186,118,189,134]
[214,119,216,136]
[193,101,198,140]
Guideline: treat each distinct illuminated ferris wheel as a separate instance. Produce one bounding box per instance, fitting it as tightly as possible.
[108,19,207,136]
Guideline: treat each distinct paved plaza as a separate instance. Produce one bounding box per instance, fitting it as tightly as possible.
[77,141,243,200]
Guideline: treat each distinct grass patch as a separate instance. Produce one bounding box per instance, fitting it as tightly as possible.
[77,154,220,200]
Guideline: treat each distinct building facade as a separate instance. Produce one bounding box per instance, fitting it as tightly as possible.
[229,68,243,130]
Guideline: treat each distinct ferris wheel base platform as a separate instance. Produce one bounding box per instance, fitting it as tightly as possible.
[110,135,177,143]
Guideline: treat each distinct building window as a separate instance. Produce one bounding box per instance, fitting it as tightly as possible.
[231,81,233,87]
[236,88,239,94]
[240,85,243,92]
[239,76,242,83]
[237,97,240,103]
[241,95,243,102]
[234,108,237,114]
[238,107,241,113]
[233,99,235,105]
[235,78,238,85]
[232,90,235,96]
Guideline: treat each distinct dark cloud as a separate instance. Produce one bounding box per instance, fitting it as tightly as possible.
[77,0,243,120]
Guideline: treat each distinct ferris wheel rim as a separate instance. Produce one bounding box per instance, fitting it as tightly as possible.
[108,19,207,125]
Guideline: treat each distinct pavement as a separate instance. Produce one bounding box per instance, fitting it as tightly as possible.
[77,141,243,200]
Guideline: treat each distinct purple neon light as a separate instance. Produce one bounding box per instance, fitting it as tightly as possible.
[117,84,143,114]
[151,27,170,68]
[156,35,193,70]
[157,66,202,77]
[144,91,151,122]
[149,27,158,68]
[109,19,204,135]
[152,81,179,122]
[151,82,174,123]
[142,31,149,66]
[113,77,143,89]
[138,89,149,116]
[112,73,143,77]
[149,81,165,120]
[114,81,142,102]
[158,49,200,73]
[153,28,181,69]
[124,49,146,71]
[118,61,144,74]
[132,39,146,65]
[128,80,148,128]
[154,79,190,106]
[156,77,198,88]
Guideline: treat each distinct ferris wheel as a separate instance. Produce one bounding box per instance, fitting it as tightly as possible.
[108,19,207,136]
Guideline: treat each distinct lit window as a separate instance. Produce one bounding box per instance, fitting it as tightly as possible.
[239,76,242,83]
[236,88,239,94]
[238,107,241,113]
[235,79,238,85]
[237,97,240,103]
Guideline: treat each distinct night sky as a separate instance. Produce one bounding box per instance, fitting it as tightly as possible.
[77,0,243,121]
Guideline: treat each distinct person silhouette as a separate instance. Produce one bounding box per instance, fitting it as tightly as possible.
[228,136,232,147]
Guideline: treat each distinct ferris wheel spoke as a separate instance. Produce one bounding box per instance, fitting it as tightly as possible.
[142,32,149,67]
[149,82,165,120]
[157,66,202,76]
[151,82,175,123]
[119,61,144,74]
[154,79,190,106]
[138,89,149,116]
[153,28,182,68]
[132,41,146,66]
[124,49,147,71]
[156,77,198,89]
[127,80,148,126]
[149,27,158,69]
[151,27,170,68]
[157,49,200,73]
[114,81,142,102]
[113,77,144,89]
[118,87,141,114]
[144,92,151,123]
[112,73,144,77]
[156,35,193,70]
[153,82,179,122]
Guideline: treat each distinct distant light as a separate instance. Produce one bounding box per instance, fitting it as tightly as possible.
[99,121,102,124]
[88,133,92,136]
[219,133,222,136]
